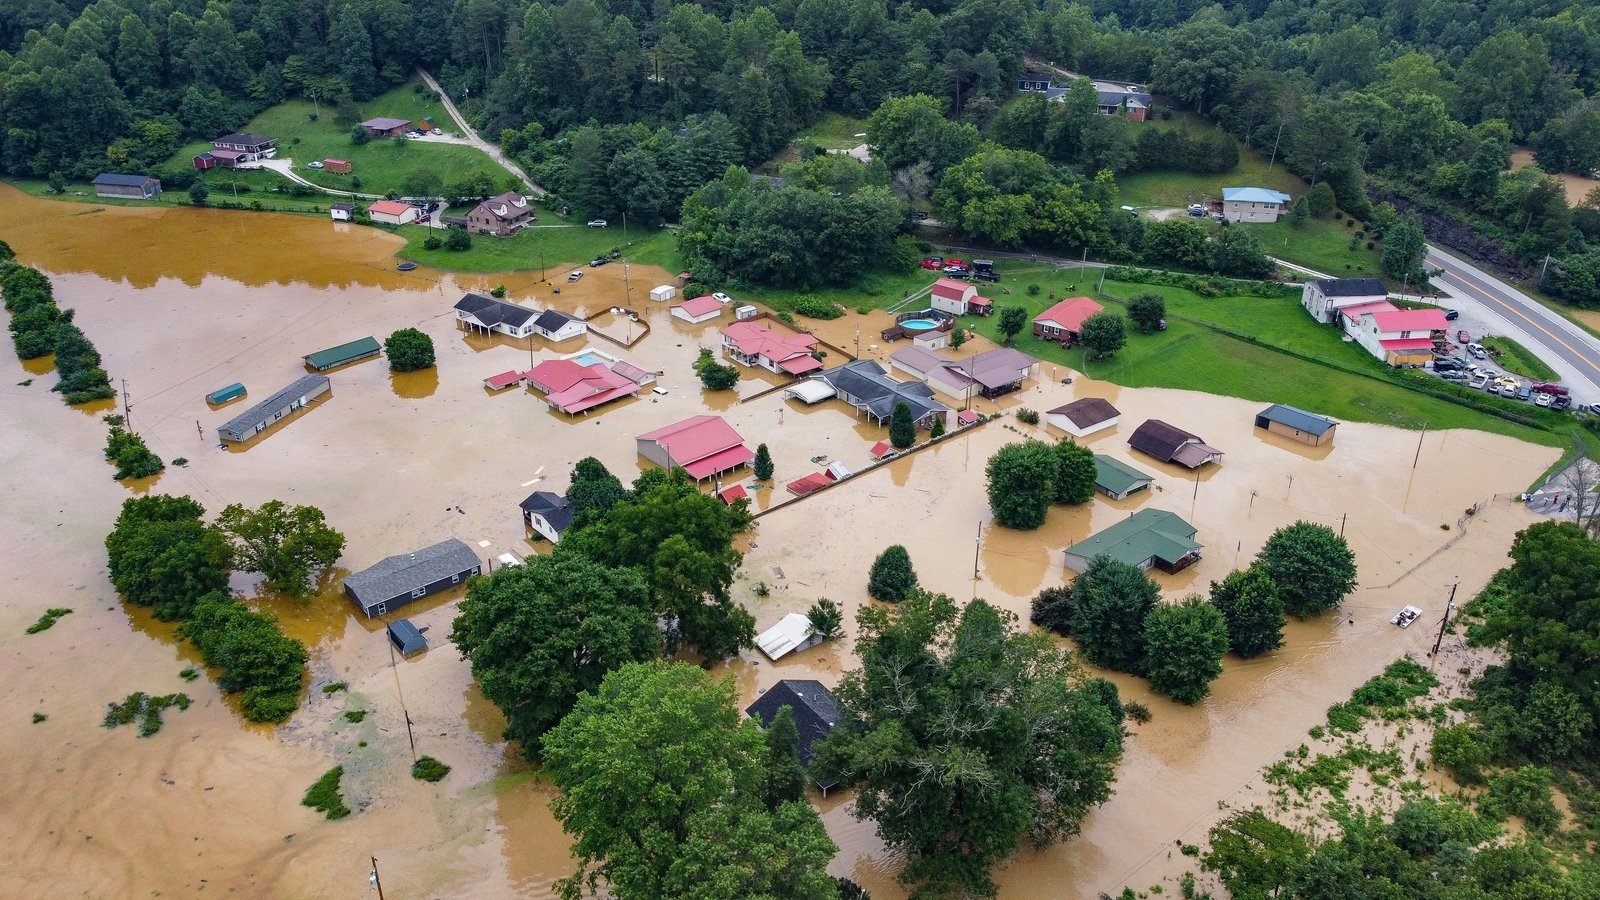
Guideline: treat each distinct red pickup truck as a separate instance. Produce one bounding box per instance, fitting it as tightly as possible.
[1532,382,1569,396]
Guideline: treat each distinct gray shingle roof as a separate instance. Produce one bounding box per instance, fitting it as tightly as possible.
[519,491,574,534]
[1256,404,1337,437]
[1314,277,1387,297]
[218,374,328,440]
[93,173,157,187]
[344,538,480,609]
[745,679,841,767]
[818,359,948,422]
[454,293,537,328]
[1049,397,1120,428]
[533,309,576,332]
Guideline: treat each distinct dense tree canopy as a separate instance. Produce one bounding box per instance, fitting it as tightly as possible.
[1070,554,1160,675]
[1208,567,1287,658]
[543,662,838,900]
[985,439,1058,529]
[1052,438,1097,505]
[384,328,435,372]
[815,592,1124,898]
[215,500,346,600]
[450,553,659,759]
[1143,595,1229,704]
[1256,521,1357,618]
[867,544,918,602]
[105,494,231,621]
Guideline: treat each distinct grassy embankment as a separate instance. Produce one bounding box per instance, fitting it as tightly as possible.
[1480,336,1560,381]
[391,216,675,273]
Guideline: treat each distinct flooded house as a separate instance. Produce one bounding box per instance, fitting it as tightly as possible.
[1255,404,1339,447]
[91,173,161,200]
[1047,397,1121,438]
[1093,454,1154,500]
[745,679,842,790]
[519,491,574,543]
[672,295,724,324]
[635,415,755,481]
[455,293,538,338]
[215,374,329,444]
[303,336,381,372]
[1128,419,1224,469]
[1064,508,1201,573]
[720,321,823,376]
[754,612,822,661]
[531,309,586,342]
[814,359,950,428]
[524,358,639,415]
[343,538,482,618]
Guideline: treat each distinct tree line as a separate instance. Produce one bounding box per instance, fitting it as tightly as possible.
[3,251,116,405]
[104,495,345,722]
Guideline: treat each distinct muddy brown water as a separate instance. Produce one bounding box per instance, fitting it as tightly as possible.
[1511,148,1599,206]
[0,187,1559,897]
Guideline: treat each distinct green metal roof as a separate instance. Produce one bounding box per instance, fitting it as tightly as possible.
[1066,508,1200,568]
[1093,454,1153,496]
[304,336,380,370]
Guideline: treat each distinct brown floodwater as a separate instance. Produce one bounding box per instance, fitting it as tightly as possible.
[0,186,1560,898]
[1511,148,1599,205]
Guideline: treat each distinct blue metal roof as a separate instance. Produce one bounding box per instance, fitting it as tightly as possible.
[1223,187,1292,204]
[1256,404,1337,436]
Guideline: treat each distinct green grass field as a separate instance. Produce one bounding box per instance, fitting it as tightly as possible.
[394,214,673,273]
[1118,149,1304,210]
[958,271,1564,448]
[1256,217,1383,278]
[166,83,511,198]
[1481,336,1559,381]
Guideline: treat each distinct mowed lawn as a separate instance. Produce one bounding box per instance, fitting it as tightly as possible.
[394,216,673,273]
[960,273,1562,446]
[167,83,511,198]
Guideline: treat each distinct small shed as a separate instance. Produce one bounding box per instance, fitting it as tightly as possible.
[387,619,427,655]
[323,158,351,175]
[913,329,948,351]
[92,173,162,200]
[483,370,525,391]
[329,203,354,222]
[754,612,820,660]
[672,295,724,324]
[343,538,482,618]
[360,116,412,138]
[1093,454,1154,500]
[304,336,381,371]
[368,200,419,225]
[734,304,760,320]
[1047,397,1121,438]
[650,284,677,302]
[870,440,897,460]
[719,484,748,505]
[206,382,246,405]
[1254,404,1338,447]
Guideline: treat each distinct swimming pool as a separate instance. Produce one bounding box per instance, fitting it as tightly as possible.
[574,352,607,366]
[900,318,940,330]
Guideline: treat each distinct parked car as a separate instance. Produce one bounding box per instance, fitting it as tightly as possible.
[1467,342,1487,358]
[1468,373,1491,390]
[1552,395,1572,411]
[1517,385,1533,401]
[1535,391,1554,407]
[975,270,1001,282]
[1187,204,1206,217]
[567,270,583,283]
[586,219,607,228]
[430,128,443,136]
[1432,358,1463,371]
[1457,330,1471,344]
[712,292,732,303]
[942,265,969,277]
[1532,382,1569,396]
[909,210,929,221]
[919,257,944,271]
[306,160,325,169]
[589,257,609,267]
[1444,309,1460,320]
[1439,370,1468,381]
[405,130,423,138]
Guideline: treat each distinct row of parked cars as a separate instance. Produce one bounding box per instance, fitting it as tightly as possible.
[918,256,1001,282]
[1432,351,1573,409]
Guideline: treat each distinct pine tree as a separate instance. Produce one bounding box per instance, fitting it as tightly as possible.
[889,401,916,449]
[762,705,808,809]
[867,545,917,601]
[754,443,774,480]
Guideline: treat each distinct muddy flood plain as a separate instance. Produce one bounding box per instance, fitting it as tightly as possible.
[0,191,1561,898]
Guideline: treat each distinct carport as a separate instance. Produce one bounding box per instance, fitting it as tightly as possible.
[782,380,836,404]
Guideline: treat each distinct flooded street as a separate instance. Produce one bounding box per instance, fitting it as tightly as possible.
[0,187,1559,897]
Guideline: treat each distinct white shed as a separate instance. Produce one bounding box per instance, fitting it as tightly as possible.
[735,305,761,320]
[783,380,836,404]
[754,612,822,660]
[650,284,677,302]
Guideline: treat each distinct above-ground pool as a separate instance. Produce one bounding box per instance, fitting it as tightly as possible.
[574,352,607,366]
[900,318,939,330]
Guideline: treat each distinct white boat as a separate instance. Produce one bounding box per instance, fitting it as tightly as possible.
[1391,605,1422,628]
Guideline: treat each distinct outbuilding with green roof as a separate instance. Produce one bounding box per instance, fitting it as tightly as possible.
[1093,454,1154,500]
[303,336,381,372]
[1064,508,1201,574]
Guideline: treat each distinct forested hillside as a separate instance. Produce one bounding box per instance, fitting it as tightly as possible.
[3,0,1599,296]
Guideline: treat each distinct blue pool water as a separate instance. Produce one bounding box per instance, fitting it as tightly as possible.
[901,319,939,330]
[574,353,607,366]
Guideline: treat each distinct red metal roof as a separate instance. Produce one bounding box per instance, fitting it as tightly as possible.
[1379,337,1436,351]
[676,295,723,318]
[1034,297,1103,333]
[1337,300,1396,322]
[1369,308,1447,332]
[482,370,524,390]
[870,440,895,459]
[957,410,979,425]
[546,366,638,413]
[639,415,749,473]
[786,472,832,496]
[683,444,756,480]
[721,321,819,363]
[525,359,592,393]
[778,355,824,375]
[368,200,412,216]
[719,484,748,504]
[968,295,992,307]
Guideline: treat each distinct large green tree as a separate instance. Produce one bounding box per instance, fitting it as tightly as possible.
[566,457,627,528]
[562,469,754,659]
[998,306,1028,344]
[450,553,660,759]
[986,439,1058,529]
[1143,595,1230,704]
[1127,292,1166,334]
[1052,438,1097,505]
[215,500,346,600]
[888,400,916,449]
[815,593,1124,898]
[543,662,838,900]
[384,328,436,372]
[1078,311,1127,359]
[1382,213,1427,282]
[1151,17,1253,114]
[1208,567,1286,658]
[1256,521,1357,618]
[105,494,232,621]
[867,544,918,601]
[1070,555,1161,675]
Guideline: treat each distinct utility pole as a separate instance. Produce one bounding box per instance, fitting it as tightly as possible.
[1412,426,1427,469]
[1190,468,1200,520]
[1339,512,1347,538]
[972,520,982,581]
[1266,120,1285,173]
[370,857,386,900]
[387,639,416,763]
[121,378,132,431]
[1429,582,1458,668]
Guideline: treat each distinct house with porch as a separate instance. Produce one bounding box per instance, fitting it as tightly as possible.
[454,293,538,337]
[360,117,411,138]
[1033,296,1104,343]
[524,358,640,414]
[814,359,949,429]
[343,538,482,618]
[532,309,586,342]
[1129,419,1223,469]
[1222,187,1292,223]
[928,278,992,316]
[519,491,574,543]
[1349,305,1447,367]
[1017,75,1152,120]
[194,133,276,170]
[1064,508,1200,574]
[467,191,535,235]
[1301,277,1388,324]
[636,415,755,481]
[890,345,1038,401]
[720,321,822,376]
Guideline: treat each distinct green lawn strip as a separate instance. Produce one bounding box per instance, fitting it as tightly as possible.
[392,219,674,274]
[1116,145,1304,210]
[1480,336,1559,381]
[1254,217,1384,279]
[795,112,869,149]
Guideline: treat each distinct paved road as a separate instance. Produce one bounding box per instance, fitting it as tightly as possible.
[415,68,547,199]
[1426,246,1600,404]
